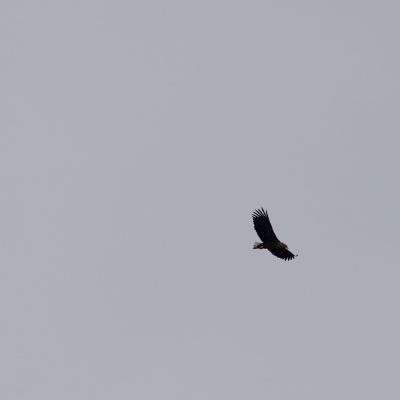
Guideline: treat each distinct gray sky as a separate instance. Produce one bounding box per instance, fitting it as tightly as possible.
[1,1,400,399]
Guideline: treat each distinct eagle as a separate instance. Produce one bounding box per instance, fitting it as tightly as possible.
[252,208,297,261]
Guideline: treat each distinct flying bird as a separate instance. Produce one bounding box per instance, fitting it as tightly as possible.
[252,208,297,261]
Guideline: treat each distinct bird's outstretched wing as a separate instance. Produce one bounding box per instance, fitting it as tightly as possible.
[269,248,298,261]
[252,208,279,243]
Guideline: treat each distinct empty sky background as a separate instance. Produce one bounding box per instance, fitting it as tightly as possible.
[1,1,400,399]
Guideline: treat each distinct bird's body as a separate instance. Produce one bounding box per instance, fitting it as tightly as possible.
[252,208,297,261]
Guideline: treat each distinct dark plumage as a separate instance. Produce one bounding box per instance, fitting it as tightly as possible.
[252,208,297,261]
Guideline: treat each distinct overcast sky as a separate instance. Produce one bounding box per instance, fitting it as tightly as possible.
[1,1,400,399]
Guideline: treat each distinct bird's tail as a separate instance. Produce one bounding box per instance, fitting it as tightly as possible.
[253,242,266,249]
